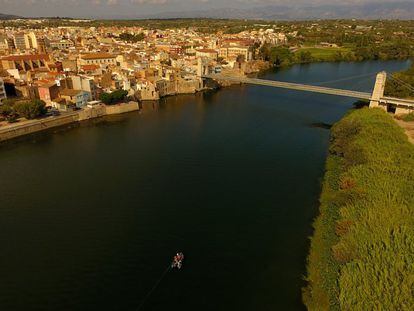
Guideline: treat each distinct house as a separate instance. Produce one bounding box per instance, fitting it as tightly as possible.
[59,89,89,108]
[137,81,159,101]
[51,99,76,112]
[37,83,60,105]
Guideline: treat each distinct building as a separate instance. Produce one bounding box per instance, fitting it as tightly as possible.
[71,75,96,100]
[137,82,159,101]
[0,78,6,103]
[50,40,74,50]
[14,33,30,51]
[59,89,89,108]
[62,60,78,72]
[27,32,38,49]
[195,49,218,60]
[36,37,47,53]
[13,32,37,51]
[37,83,60,104]
[1,54,50,71]
[79,53,117,66]
[0,35,9,52]
[219,46,253,62]
[51,99,75,112]
[156,79,176,97]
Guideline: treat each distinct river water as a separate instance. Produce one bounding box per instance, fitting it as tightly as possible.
[0,60,410,311]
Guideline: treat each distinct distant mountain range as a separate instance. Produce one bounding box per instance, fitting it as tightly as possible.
[0,13,22,20]
[2,1,414,21]
[138,2,414,20]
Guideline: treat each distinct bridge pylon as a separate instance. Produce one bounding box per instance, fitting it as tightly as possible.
[370,71,387,109]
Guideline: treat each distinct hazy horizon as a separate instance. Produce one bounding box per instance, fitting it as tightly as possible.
[0,0,412,19]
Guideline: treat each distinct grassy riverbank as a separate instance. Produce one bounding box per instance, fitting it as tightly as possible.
[303,108,414,310]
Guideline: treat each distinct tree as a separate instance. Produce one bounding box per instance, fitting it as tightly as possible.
[99,93,112,105]
[14,99,47,120]
[99,90,128,105]
[297,51,313,63]
[268,47,293,67]
[119,32,145,43]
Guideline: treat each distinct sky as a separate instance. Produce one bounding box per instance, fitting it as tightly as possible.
[0,0,410,18]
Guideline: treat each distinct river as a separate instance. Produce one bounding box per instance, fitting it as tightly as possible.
[0,60,410,311]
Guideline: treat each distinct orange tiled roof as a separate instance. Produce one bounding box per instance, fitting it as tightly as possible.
[81,64,100,71]
[81,53,116,60]
[1,54,49,61]
[196,49,218,53]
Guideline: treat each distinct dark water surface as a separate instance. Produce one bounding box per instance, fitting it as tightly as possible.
[0,61,410,311]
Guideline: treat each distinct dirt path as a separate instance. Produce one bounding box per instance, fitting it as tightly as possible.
[395,119,414,144]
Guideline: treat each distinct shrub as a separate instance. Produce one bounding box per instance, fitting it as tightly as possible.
[401,113,414,122]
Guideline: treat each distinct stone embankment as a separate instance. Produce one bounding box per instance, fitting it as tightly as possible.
[0,102,140,142]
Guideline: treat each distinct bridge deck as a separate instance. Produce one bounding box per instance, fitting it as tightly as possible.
[203,74,373,100]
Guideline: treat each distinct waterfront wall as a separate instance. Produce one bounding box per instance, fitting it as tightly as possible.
[105,102,139,115]
[0,113,78,142]
[78,105,106,121]
[0,101,140,142]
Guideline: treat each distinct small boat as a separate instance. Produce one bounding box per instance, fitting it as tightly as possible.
[171,252,184,269]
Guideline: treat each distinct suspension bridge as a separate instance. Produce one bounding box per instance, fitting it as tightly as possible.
[201,71,414,115]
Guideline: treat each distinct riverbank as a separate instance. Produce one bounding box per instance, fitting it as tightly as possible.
[0,102,139,143]
[303,107,414,310]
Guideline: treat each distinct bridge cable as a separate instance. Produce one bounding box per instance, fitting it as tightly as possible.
[390,74,414,90]
[311,72,378,86]
[135,265,171,311]
[388,74,414,93]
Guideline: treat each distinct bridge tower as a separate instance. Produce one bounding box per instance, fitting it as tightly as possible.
[369,71,387,109]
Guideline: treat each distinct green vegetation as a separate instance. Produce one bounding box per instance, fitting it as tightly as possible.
[119,32,145,43]
[259,41,413,68]
[400,113,414,122]
[0,99,47,121]
[303,108,414,310]
[99,90,128,105]
[294,47,354,62]
[385,63,414,99]
[259,45,293,67]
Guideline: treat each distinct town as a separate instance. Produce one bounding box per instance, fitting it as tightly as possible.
[0,20,285,127]
[1,19,414,141]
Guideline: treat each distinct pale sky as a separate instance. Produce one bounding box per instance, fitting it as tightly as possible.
[0,0,411,19]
